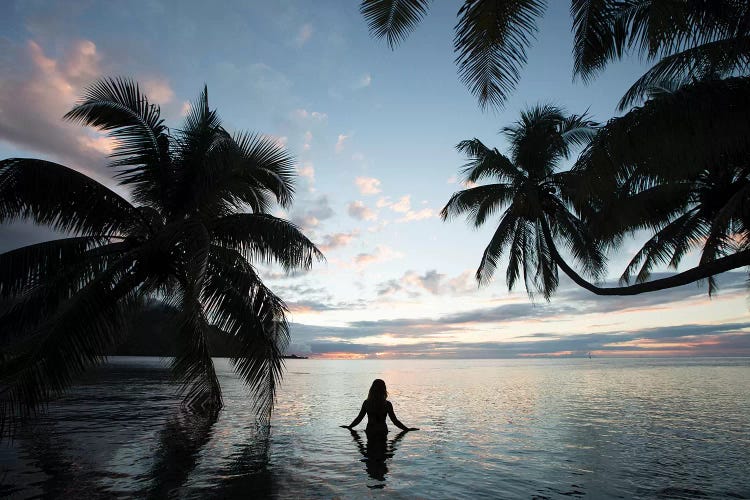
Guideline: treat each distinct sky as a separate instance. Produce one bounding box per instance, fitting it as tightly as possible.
[1,0,748,359]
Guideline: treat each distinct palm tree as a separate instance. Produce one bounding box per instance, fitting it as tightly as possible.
[0,78,323,437]
[573,76,750,295]
[360,1,750,109]
[441,104,605,299]
[443,101,750,298]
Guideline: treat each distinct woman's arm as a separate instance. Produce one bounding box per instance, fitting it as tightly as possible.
[341,400,367,429]
[387,401,418,431]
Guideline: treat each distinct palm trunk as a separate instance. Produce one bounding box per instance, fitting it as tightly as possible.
[539,221,750,296]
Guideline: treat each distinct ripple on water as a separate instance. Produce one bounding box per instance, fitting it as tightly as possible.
[1,357,749,499]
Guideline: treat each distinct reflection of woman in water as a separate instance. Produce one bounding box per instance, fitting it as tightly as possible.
[348,429,407,486]
[341,379,418,488]
[341,379,419,433]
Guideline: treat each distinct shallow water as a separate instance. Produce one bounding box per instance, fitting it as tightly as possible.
[1,357,749,499]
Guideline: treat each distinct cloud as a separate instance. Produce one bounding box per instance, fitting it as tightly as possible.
[347,200,377,221]
[291,194,334,231]
[288,315,750,358]
[354,245,403,267]
[377,269,477,297]
[354,176,381,195]
[356,73,372,88]
[397,207,436,222]
[0,39,109,180]
[318,231,359,252]
[295,23,313,47]
[335,134,349,153]
[294,109,327,121]
[391,195,411,213]
[374,195,437,222]
[297,161,315,180]
[142,78,175,104]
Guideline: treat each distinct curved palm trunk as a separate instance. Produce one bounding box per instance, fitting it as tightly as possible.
[540,221,750,296]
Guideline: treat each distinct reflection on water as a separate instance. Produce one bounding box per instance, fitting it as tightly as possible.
[348,429,407,487]
[1,357,749,498]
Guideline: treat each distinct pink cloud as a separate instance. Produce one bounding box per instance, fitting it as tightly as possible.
[355,176,381,195]
[347,200,377,221]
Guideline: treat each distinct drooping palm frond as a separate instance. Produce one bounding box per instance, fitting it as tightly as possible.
[203,245,289,421]
[454,0,547,109]
[0,256,143,437]
[533,218,558,299]
[572,0,625,82]
[209,213,324,271]
[620,209,707,286]
[169,288,223,412]
[456,139,520,183]
[619,35,750,109]
[0,158,139,235]
[440,183,516,227]
[546,196,606,280]
[573,0,750,82]
[360,0,432,49]
[578,77,750,185]
[230,132,297,211]
[475,210,519,285]
[63,77,170,207]
[0,236,111,299]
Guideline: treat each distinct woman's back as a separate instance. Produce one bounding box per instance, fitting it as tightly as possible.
[342,379,418,434]
[365,399,389,431]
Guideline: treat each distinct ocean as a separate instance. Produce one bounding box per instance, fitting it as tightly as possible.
[1,357,749,498]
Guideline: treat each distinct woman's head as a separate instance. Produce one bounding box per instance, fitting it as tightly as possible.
[367,379,388,402]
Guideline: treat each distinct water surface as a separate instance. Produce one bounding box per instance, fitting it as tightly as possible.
[1,357,749,498]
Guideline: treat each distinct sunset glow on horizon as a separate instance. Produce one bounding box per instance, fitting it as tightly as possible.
[1,1,747,360]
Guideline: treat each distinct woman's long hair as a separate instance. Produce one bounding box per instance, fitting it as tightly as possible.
[367,379,388,404]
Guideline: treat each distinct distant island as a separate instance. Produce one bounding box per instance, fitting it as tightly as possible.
[109,301,306,359]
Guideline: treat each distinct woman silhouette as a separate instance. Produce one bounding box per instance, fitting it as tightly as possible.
[341,379,418,433]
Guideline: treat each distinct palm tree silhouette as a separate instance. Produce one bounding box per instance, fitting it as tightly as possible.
[444,99,750,298]
[441,104,604,299]
[574,77,750,295]
[0,78,323,437]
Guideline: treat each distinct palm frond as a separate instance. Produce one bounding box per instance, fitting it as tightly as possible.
[360,0,431,48]
[572,0,625,82]
[620,209,706,285]
[169,287,223,412]
[454,0,546,109]
[476,210,519,285]
[203,245,289,421]
[546,197,606,281]
[230,132,297,210]
[63,77,170,207]
[505,218,525,290]
[440,183,514,223]
[533,218,558,300]
[0,236,114,299]
[209,213,324,271]
[618,35,750,109]
[456,139,519,183]
[0,257,142,438]
[579,77,750,184]
[0,158,139,235]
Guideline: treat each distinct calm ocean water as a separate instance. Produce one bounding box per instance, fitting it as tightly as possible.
[1,357,749,499]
